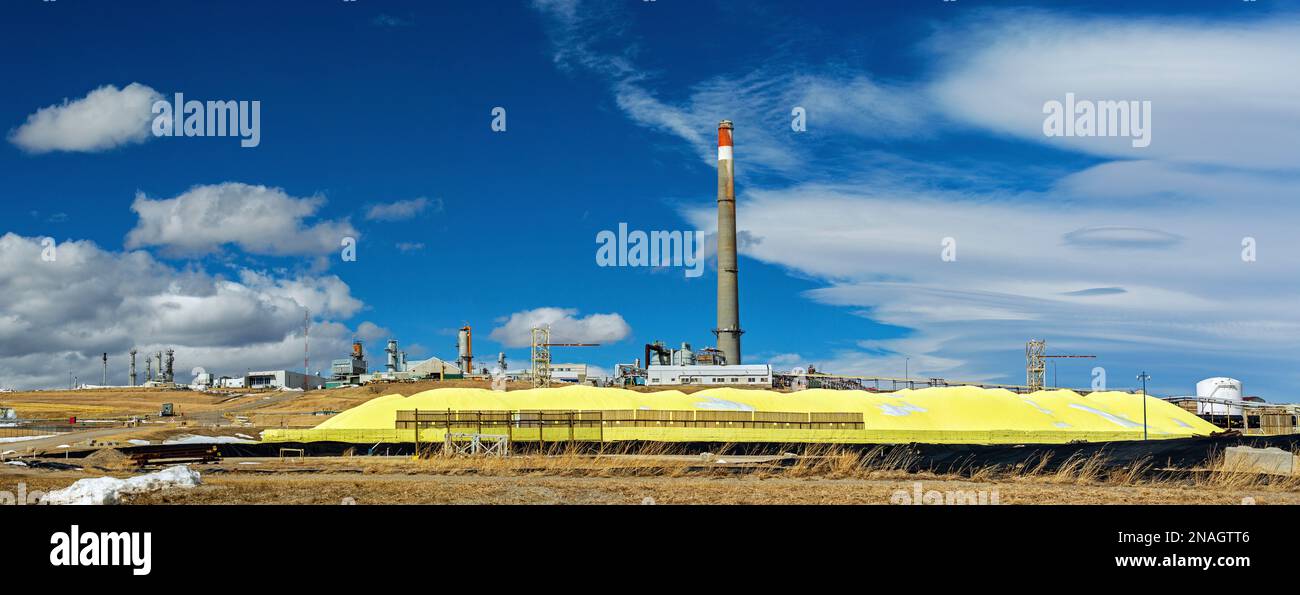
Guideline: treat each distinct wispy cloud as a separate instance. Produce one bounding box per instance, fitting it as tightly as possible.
[364,197,440,222]
[531,3,1300,396]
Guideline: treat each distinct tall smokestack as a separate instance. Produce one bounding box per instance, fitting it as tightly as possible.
[714,120,743,364]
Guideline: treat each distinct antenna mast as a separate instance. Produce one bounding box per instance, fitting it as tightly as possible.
[304,308,311,376]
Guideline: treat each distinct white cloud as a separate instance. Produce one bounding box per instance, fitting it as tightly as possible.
[125,183,358,257]
[489,307,631,348]
[355,321,391,342]
[0,233,371,389]
[680,178,1300,395]
[9,83,161,153]
[236,269,363,318]
[927,13,1300,169]
[364,197,440,221]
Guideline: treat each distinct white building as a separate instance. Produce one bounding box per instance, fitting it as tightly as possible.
[245,370,326,390]
[505,363,590,384]
[646,364,772,387]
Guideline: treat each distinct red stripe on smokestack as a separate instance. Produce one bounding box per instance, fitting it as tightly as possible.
[718,120,734,161]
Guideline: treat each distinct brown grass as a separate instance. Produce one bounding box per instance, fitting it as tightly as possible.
[4,444,1297,504]
[0,387,242,419]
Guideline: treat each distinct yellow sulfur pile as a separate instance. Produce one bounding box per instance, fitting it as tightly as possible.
[261,385,1220,445]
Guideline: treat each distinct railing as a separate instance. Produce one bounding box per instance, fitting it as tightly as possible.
[0,424,82,439]
[395,409,866,443]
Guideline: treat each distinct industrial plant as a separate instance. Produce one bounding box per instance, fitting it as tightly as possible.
[1,120,1296,513]
[4,120,1296,438]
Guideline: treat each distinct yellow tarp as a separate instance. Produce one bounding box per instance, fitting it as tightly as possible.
[261,385,1220,445]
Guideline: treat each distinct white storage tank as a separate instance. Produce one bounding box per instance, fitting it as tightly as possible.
[1195,377,1243,416]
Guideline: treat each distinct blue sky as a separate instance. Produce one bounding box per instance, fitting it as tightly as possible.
[1,0,1298,400]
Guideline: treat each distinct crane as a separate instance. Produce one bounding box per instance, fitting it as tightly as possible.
[1026,339,1095,392]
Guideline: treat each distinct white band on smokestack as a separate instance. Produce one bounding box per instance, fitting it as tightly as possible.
[718,146,732,160]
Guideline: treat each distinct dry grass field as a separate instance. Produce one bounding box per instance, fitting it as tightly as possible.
[0,387,245,420]
[1,379,786,429]
[4,446,1297,505]
[5,383,1296,505]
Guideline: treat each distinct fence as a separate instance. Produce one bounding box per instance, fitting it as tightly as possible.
[394,409,866,444]
[0,424,86,439]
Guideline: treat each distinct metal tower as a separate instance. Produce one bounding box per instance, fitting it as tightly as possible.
[1026,339,1046,391]
[531,326,551,388]
[1026,339,1096,392]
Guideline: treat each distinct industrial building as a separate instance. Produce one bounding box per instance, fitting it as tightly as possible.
[646,364,772,386]
[405,356,463,379]
[330,341,368,382]
[507,363,589,384]
[245,370,326,390]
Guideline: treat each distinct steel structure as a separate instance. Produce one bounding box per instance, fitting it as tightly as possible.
[531,326,552,388]
[530,326,599,388]
[1025,339,1095,392]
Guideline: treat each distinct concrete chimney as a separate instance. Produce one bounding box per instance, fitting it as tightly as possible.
[714,120,743,364]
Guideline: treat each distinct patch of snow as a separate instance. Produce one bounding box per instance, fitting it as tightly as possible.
[238,461,261,465]
[127,439,151,446]
[234,433,254,440]
[0,434,57,444]
[162,434,254,445]
[1018,396,1054,416]
[1068,403,1142,429]
[5,460,27,466]
[44,465,202,505]
[691,398,755,411]
[879,401,928,417]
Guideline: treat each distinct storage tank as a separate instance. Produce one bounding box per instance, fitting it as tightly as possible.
[672,342,695,366]
[386,340,399,372]
[1195,377,1243,416]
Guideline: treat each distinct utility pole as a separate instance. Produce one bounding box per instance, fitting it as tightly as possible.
[101,353,107,386]
[1137,372,1151,441]
[303,308,311,377]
